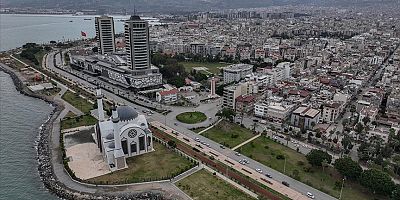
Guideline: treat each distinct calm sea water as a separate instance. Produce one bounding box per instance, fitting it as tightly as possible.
[0,71,55,200]
[0,14,126,51]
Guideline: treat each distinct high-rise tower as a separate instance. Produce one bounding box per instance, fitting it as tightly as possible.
[124,16,150,70]
[95,16,116,55]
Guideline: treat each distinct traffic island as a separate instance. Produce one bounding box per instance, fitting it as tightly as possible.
[176,111,207,124]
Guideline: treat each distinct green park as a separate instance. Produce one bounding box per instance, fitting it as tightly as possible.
[176,169,254,200]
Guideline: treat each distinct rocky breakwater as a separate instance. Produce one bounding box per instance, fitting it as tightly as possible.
[0,64,166,200]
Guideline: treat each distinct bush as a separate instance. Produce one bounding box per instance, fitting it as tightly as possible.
[276,154,285,160]
[297,161,305,166]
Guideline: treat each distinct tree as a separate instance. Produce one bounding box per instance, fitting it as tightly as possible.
[216,108,236,122]
[306,149,332,167]
[167,140,176,148]
[92,46,98,53]
[350,105,356,113]
[362,116,371,125]
[310,121,316,129]
[334,157,362,180]
[359,169,395,196]
[193,72,208,82]
[342,118,349,127]
[341,136,353,153]
[355,122,364,135]
[391,185,400,200]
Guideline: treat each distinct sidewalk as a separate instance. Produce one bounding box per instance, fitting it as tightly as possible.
[198,118,223,134]
[232,133,261,151]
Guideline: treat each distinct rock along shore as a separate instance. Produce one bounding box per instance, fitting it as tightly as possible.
[0,64,166,200]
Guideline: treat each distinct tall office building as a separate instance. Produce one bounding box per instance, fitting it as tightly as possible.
[95,16,116,55]
[124,16,150,70]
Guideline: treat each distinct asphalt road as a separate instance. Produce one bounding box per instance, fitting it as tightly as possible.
[45,51,337,200]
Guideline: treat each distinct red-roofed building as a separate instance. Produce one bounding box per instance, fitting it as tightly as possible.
[156,89,178,104]
[235,95,255,113]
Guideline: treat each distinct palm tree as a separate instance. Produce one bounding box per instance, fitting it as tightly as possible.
[322,159,329,173]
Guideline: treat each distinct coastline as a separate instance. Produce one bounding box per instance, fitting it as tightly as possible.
[0,64,165,200]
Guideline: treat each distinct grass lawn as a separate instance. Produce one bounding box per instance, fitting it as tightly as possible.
[35,50,47,67]
[88,142,195,184]
[202,120,255,148]
[191,127,207,133]
[176,169,254,200]
[176,111,207,124]
[38,87,61,96]
[62,90,94,114]
[240,136,387,200]
[61,114,97,130]
[64,111,77,119]
[178,61,229,74]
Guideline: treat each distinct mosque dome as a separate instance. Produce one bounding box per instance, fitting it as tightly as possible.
[117,105,138,121]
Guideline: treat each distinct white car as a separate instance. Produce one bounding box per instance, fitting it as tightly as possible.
[195,138,200,142]
[256,168,263,173]
[235,152,241,156]
[307,192,315,199]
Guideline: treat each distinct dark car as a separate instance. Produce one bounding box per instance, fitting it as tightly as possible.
[265,173,272,178]
[282,181,290,187]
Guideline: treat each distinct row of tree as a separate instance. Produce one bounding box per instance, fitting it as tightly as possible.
[334,156,399,198]
[306,149,399,198]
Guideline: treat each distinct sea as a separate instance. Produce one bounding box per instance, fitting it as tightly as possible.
[0,14,130,52]
[0,71,55,200]
[0,14,129,200]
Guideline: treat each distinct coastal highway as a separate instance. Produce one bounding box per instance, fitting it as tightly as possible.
[45,51,337,200]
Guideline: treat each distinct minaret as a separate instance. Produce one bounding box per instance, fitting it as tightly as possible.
[96,87,105,121]
[111,105,122,150]
[111,105,126,170]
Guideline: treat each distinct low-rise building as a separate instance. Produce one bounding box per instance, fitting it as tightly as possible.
[254,101,295,123]
[291,106,321,130]
[322,102,344,123]
[223,82,257,109]
[156,89,178,104]
[358,106,379,125]
[235,95,255,113]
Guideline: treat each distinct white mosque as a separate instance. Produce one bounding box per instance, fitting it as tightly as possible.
[94,88,154,171]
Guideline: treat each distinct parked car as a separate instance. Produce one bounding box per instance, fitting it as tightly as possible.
[265,173,272,178]
[255,168,263,173]
[235,152,241,156]
[220,145,226,149]
[282,181,290,187]
[195,138,200,142]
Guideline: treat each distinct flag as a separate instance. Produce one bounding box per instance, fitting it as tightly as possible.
[81,31,87,37]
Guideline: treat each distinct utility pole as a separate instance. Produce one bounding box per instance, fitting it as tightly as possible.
[339,177,346,199]
[284,157,287,173]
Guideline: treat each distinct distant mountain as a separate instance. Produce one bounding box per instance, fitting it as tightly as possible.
[2,0,399,13]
